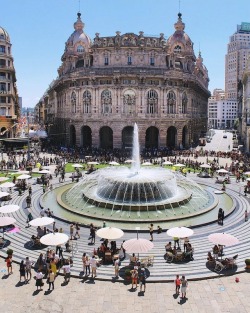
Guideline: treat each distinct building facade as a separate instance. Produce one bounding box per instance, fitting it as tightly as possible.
[208,89,238,129]
[242,56,250,151]
[0,26,19,138]
[38,13,210,149]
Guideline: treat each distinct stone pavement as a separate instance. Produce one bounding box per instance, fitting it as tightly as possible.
[0,265,250,313]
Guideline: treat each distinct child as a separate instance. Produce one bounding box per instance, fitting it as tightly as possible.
[175,274,181,295]
[245,210,248,222]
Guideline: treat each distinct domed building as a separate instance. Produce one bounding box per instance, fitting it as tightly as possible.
[0,26,19,138]
[40,12,210,149]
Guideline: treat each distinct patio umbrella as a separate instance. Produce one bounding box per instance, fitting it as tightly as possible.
[0,177,9,182]
[0,204,20,214]
[246,177,250,182]
[109,161,120,166]
[0,191,10,198]
[32,168,41,173]
[162,161,173,165]
[123,238,154,253]
[175,163,185,167]
[29,217,55,227]
[16,174,31,180]
[7,226,20,234]
[96,227,124,240]
[11,170,30,175]
[72,164,83,168]
[0,216,16,227]
[141,162,152,166]
[244,171,250,175]
[167,226,194,238]
[40,233,69,246]
[200,164,211,169]
[38,170,51,174]
[1,182,15,188]
[85,156,92,158]
[87,161,99,165]
[208,233,239,246]
[217,169,228,174]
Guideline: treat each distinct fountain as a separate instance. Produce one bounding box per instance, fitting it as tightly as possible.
[41,123,234,229]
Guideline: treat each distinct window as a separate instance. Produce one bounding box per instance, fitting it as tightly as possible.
[167,91,176,114]
[174,45,182,53]
[101,90,112,114]
[0,46,5,53]
[123,90,136,114]
[71,92,77,113]
[83,90,91,113]
[77,45,84,53]
[147,90,158,114]
[0,107,6,115]
[104,57,109,65]
[181,93,188,114]
[128,56,132,65]
[0,82,6,91]
[0,96,6,103]
[150,57,155,66]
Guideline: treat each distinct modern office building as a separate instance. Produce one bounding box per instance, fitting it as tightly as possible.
[242,56,250,151]
[0,26,19,138]
[36,12,210,149]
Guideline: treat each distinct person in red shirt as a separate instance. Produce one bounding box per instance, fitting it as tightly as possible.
[175,274,181,295]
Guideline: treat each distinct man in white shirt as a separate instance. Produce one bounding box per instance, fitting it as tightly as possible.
[62,261,71,283]
[90,256,97,278]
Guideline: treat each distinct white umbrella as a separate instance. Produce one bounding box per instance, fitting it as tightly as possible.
[0,216,16,227]
[72,164,83,168]
[246,178,250,182]
[175,163,185,167]
[96,227,124,240]
[123,238,154,253]
[87,161,99,165]
[244,171,250,175]
[40,233,69,246]
[200,164,211,169]
[162,161,173,165]
[217,169,228,174]
[167,226,194,238]
[0,204,19,214]
[0,177,9,182]
[208,233,239,246]
[85,156,92,158]
[109,161,120,166]
[0,191,10,198]
[141,162,152,166]
[11,170,30,175]
[125,159,135,163]
[29,217,55,227]
[16,174,31,180]
[1,182,15,188]
[32,168,41,173]
[38,170,51,174]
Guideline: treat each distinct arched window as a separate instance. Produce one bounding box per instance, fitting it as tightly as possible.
[181,93,188,114]
[77,45,84,53]
[147,90,158,114]
[101,90,112,114]
[174,45,182,53]
[123,90,135,114]
[167,91,176,114]
[71,92,76,113]
[83,90,91,113]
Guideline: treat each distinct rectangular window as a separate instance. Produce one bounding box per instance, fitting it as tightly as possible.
[0,107,6,115]
[0,46,5,53]
[128,56,132,65]
[104,57,109,66]
[0,96,6,103]
[150,57,155,66]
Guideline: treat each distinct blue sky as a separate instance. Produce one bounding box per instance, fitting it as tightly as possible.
[1,0,250,107]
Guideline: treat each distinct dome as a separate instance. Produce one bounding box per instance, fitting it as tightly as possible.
[166,13,193,52]
[0,26,10,42]
[66,13,91,51]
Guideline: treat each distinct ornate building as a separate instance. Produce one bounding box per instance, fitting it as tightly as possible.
[0,26,19,138]
[40,12,210,149]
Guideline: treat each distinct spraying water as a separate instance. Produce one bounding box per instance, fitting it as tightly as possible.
[131,123,140,173]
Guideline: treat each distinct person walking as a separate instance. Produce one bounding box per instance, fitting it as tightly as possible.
[25,257,33,282]
[85,256,90,276]
[35,269,44,290]
[114,258,120,279]
[62,260,71,283]
[47,269,55,291]
[130,267,138,289]
[70,224,74,240]
[175,274,181,295]
[181,275,188,299]
[82,253,87,274]
[90,255,97,278]
[19,260,26,282]
[139,268,146,292]
[5,255,12,275]
[221,208,225,226]
[149,223,154,241]
[245,209,248,222]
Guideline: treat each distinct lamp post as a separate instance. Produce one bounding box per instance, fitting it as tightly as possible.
[27,110,30,161]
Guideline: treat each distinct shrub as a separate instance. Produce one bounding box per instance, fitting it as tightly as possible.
[245,259,250,266]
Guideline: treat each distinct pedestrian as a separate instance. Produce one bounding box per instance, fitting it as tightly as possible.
[62,260,71,283]
[218,208,222,225]
[70,223,74,240]
[19,260,26,282]
[25,256,33,282]
[47,269,55,291]
[85,256,90,276]
[149,223,154,241]
[27,212,33,227]
[173,237,180,249]
[181,275,188,299]
[26,195,31,208]
[28,186,32,196]
[114,258,120,279]
[5,255,12,275]
[35,269,44,290]
[221,208,225,225]
[175,274,181,295]
[130,267,138,289]
[183,237,189,252]
[90,224,96,244]
[82,253,87,274]
[245,209,248,222]
[139,268,146,292]
[90,255,97,278]
[75,223,80,239]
